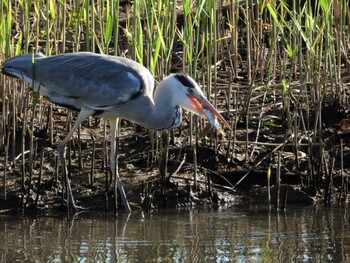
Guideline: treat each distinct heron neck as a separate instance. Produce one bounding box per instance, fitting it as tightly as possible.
[147,82,181,131]
[112,81,182,131]
[133,78,180,131]
[150,98,181,131]
[114,79,181,131]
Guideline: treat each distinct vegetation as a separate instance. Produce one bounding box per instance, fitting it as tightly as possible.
[0,0,349,209]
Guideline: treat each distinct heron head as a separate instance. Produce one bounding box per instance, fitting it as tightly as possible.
[172,74,230,134]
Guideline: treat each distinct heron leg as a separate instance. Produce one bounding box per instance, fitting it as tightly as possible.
[58,109,94,213]
[109,118,131,213]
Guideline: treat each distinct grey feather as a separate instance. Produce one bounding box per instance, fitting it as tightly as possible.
[1,51,227,212]
[2,52,154,111]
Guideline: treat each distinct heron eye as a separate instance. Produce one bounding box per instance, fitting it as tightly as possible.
[188,87,194,94]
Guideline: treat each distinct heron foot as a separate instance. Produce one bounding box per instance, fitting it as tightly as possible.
[65,200,106,215]
[70,204,86,212]
[63,199,88,214]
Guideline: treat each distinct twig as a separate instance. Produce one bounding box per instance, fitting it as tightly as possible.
[168,154,186,180]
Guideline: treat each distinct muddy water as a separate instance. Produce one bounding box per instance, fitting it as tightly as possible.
[0,205,349,262]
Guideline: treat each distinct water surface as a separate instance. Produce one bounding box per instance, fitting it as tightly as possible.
[1,205,349,262]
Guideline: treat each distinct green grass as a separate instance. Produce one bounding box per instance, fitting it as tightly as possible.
[0,0,349,203]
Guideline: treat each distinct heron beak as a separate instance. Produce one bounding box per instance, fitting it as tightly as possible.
[187,93,230,134]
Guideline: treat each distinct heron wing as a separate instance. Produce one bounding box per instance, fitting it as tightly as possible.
[4,53,150,110]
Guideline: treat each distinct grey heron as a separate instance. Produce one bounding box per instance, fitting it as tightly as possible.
[1,52,230,213]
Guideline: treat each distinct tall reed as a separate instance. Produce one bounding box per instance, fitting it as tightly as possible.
[0,0,349,204]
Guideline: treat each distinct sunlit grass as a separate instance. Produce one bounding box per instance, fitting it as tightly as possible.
[0,0,349,200]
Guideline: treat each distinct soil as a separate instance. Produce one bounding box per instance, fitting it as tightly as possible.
[1,94,350,215]
[1,2,350,213]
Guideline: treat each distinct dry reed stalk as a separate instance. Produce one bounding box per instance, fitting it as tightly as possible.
[275,151,281,210]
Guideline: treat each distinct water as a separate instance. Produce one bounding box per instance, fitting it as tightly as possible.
[1,205,350,262]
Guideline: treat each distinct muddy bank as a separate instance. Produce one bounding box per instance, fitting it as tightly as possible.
[1,115,349,214]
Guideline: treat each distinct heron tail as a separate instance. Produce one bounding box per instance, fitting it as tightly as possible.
[1,53,46,80]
